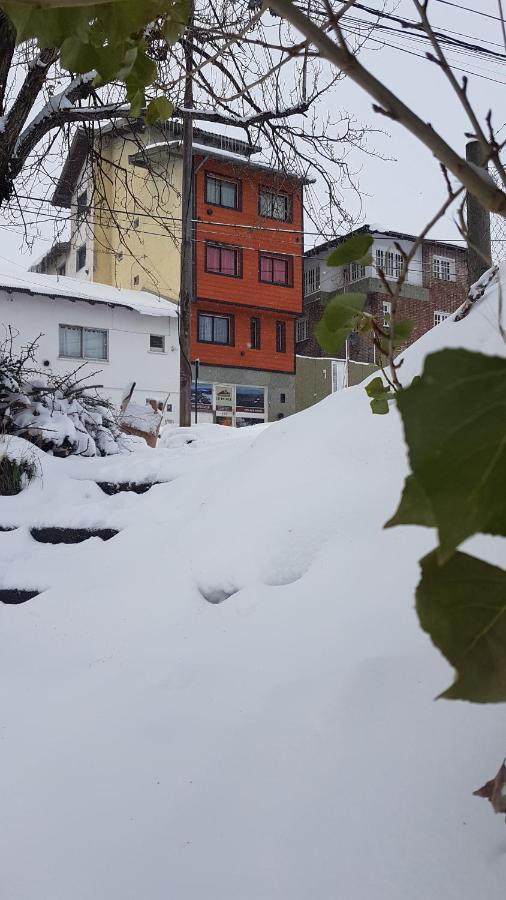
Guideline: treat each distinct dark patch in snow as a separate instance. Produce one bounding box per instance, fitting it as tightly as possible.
[0,588,40,605]
[199,585,239,604]
[96,481,162,495]
[0,526,17,532]
[30,527,119,544]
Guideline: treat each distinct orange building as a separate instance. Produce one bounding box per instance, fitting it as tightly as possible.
[190,141,305,426]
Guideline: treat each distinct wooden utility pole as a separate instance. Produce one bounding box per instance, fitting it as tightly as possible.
[466,140,492,288]
[179,3,194,426]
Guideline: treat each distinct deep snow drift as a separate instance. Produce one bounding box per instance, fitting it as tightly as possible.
[1,272,505,900]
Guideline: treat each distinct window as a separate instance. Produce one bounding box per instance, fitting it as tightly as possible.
[375,248,384,273]
[350,262,366,281]
[77,190,87,221]
[59,325,108,360]
[384,251,403,279]
[250,317,261,350]
[205,243,242,277]
[133,217,140,229]
[434,310,451,326]
[433,255,454,281]
[150,334,165,351]
[259,188,291,221]
[383,300,391,328]
[296,316,309,343]
[57,263,66,277]
[205,174,239,209]
[259,253,292,286]
[304,264,320,296]
[280,393,286,403]
[133,275,139,286]
[276,320,286,353]
[198,313,232,345]
[76,244,86,271]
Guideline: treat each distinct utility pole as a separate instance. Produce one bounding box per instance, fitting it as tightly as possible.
[179,2,194,426]
[466,140,492,288]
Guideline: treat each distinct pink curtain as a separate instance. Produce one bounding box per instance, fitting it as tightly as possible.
[273,258,288,283]
[206,245,220,272]
[221,248,236,276]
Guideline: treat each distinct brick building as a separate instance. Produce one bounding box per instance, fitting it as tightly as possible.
[297,226,468,362]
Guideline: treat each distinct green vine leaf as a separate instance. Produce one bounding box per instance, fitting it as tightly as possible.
[1,0,188,110]
[417,550,506,702]
[396,349,506,561]
[314,292,366,356]
[327,234,373,267]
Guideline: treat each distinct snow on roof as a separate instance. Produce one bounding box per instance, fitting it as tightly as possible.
[0,269,178,318]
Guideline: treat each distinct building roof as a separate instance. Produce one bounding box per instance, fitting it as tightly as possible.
[129,139,312,184]
[29,241,70,274]
[305,224,468,258]
[52,130,90,208]
[0,269,178,318]
[52,121,309,208]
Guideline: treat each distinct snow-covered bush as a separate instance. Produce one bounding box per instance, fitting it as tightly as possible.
[0,333,133,457]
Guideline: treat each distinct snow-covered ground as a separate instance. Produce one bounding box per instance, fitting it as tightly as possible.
[1,276,505,899]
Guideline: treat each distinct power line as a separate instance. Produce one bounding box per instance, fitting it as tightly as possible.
[433,0,503,23]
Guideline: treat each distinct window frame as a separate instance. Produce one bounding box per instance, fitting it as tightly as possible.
[296,316,309,343]
[197,312,234,346]
[258,187,292,222]
[382,300,392,328]
[259,252,293,287]
[276,320,287,353]
[59,324,108,361]
[205,173,241,210]
[250,316,261,350]
[432,255,455,281]
[149,334,166,352]
[76,244,87,271]
[205,242,242,278]
[433,310,451,326]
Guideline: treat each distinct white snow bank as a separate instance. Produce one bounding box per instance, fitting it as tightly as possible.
[0,268,505,899]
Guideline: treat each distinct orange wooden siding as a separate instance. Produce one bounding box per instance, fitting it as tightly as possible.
[192,157,303,370]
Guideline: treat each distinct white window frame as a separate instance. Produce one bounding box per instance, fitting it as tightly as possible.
[350,262,366,282]
[296,316,309,343]
[433,255,455,281]
[433,310,451,326]
[149,334,166,352]
[59,324,108,361]
[304,264,320,296]
[382,300,392,328]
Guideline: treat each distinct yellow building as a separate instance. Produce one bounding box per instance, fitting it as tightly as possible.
[46,122,260,304]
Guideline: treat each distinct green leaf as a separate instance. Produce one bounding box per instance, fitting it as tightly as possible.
[385,474,436,529]
[417,550,506,702]
[396,349,506,560]
[370,396,390,415]
[365,376,388,398]
[314,292,366,356]
[327,234,373,267]
[145,96,174,124]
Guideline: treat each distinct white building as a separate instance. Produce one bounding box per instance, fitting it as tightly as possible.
[0,270,180,423]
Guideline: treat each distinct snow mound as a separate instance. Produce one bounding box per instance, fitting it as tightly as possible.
[0,269,505,899]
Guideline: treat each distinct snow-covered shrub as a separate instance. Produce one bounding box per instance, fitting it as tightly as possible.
[0,332,133,457]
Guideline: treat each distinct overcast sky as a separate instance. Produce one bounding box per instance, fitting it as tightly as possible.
[0,0,503,275]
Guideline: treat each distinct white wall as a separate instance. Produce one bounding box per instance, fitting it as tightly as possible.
[0,291,180,423]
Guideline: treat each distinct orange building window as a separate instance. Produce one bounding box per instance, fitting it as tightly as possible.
[250,317,261,349]
[205,173,240,210]
[259,188,291,222]
[205,242,242,278]
[276,321,286,353]
[259,253,293,287]
[198,312,233,345]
